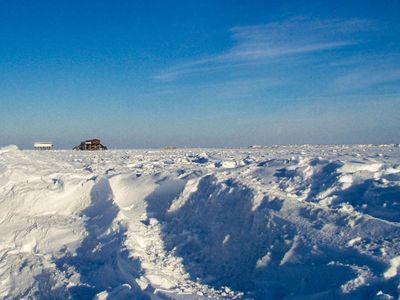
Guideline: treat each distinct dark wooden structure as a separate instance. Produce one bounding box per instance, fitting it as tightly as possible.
[73,139,107,151]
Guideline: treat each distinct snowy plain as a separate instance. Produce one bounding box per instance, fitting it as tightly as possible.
[0,144,399,300]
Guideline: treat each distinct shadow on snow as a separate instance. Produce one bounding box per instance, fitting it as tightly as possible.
[55,178,148,300]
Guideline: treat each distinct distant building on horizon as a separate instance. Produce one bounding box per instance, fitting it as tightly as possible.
[163,145,177,150]
[33,142,54,150]
[73,139,107,151]
[248,145,264,149]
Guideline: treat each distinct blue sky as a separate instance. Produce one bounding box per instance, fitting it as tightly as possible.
[1,0,399,148]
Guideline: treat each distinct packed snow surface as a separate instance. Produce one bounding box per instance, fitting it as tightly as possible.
[0,145,399,299]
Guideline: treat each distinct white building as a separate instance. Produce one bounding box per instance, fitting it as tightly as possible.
[33,142,54,150]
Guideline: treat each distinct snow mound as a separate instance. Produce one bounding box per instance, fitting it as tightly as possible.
[0,144,19,153]
[161,171,399,299]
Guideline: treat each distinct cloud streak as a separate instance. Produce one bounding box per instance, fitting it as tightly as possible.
[141,76,283,99]
[334,68,400,91]
[155,17,370,81]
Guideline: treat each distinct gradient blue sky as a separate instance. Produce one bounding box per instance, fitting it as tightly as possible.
[1,0,400,148]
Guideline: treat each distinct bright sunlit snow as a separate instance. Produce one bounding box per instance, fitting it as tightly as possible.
[0,145,399,299]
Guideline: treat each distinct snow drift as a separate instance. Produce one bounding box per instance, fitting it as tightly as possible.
[0,145,399,299]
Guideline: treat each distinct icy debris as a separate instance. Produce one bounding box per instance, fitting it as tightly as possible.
[255,252,272,268]
[221,161,237,168]
[222,234,230,245]
[374,290,395,299]
[348,237,362,247]
[94,284,135,300]
[384,256,400,279]
[191,153,209,164]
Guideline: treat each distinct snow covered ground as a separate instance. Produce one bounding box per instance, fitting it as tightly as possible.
[0,144,399,299]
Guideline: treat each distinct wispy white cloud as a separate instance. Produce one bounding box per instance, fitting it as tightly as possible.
[142,76,283,98]
[333,67,400,91]
[155,17,370,81]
